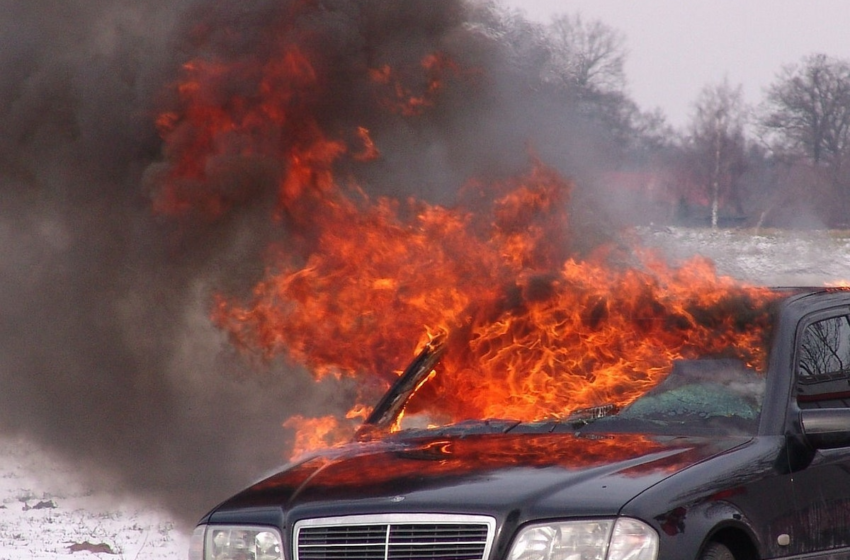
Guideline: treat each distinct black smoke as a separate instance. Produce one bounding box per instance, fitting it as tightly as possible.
[0,0,618,527]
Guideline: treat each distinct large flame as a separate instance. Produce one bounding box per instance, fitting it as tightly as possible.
[153,9,780,459]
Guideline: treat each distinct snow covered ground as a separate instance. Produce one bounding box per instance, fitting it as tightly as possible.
[0,436,188,560]
[3,227,849,560]
[639,226,850,286]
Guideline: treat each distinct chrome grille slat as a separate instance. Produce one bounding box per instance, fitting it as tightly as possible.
[295,514,495,560]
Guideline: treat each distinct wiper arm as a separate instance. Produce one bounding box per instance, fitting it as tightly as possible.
[389,419,521,439]
[357,333,447,436]
[562,403,620,427]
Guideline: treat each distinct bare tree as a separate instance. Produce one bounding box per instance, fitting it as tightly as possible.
[761,54,850,166]
[759,54,850,224]
[543,13,626,96]
[686,79,748,228]
[466,1,550,86]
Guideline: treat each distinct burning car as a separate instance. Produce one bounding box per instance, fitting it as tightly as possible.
[189,286,850,560]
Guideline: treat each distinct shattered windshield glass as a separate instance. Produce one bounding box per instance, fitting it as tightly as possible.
[359,297,778,440]
[373,356,767,438]
[583,358,765,436]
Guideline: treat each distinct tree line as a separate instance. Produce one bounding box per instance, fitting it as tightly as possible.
[480,4,850,229]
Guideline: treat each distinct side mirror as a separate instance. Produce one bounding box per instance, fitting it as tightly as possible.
[800,408,850,449]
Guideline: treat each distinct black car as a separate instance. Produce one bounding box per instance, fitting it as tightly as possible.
[189,287,850,560]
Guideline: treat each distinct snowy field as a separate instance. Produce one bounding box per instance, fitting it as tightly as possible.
[640,227,850,286]
[4,228,850,559]
[0,436,188,560]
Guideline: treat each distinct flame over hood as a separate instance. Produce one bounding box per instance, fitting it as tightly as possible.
[0,0,782,528]
[151,0,779,457]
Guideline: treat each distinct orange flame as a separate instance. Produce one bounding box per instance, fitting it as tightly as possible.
[370,53,465,116]
[283,415,351,459]
[154,24,779,459]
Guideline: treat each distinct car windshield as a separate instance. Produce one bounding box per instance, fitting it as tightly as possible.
[579,358,765,436]
[360,297,780,440]
[377,357,766,438]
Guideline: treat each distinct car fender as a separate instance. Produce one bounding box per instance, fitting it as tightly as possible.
[652,499,763,560]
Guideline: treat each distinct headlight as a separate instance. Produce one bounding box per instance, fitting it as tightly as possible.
[607,518,658,560]
[189,524,284,560]
[506,518,658,560]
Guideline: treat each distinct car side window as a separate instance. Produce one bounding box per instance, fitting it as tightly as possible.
[797,314,850,408]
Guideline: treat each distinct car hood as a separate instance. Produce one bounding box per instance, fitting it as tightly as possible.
[208,431,750,524]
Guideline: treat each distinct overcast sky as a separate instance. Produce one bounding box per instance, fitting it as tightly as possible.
[499,0,850,129]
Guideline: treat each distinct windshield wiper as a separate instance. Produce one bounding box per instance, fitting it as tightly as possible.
[388,419,521,439]
[356,333,448,438]
[562,403,620,428]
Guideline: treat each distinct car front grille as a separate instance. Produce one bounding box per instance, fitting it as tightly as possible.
[294,514,496,560]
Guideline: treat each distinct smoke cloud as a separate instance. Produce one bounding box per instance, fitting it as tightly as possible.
[0,0,619,526]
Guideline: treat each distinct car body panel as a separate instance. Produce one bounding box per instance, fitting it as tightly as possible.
[209,433,746,518]
[197,288,850,560]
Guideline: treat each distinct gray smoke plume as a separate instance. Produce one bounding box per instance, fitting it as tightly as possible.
[0,0,618,526]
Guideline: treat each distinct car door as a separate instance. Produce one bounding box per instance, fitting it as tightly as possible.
[787,310,850,556]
